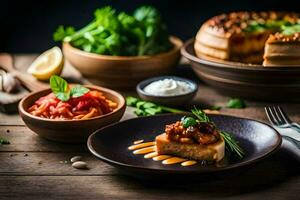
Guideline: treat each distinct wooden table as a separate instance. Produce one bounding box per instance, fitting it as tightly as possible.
[0,55,299,200]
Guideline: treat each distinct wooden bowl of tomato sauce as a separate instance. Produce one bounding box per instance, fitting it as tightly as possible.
[18,85,126,143]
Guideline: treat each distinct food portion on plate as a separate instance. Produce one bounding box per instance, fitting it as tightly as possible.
[156,119,225,162]
[194,11,300,66]
[54,6,172,56]
[128,108,244,167]
[28,75,117,120]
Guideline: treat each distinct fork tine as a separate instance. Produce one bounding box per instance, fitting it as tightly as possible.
[265,107,279,126]
[276,106,292,124]
[271,106,285,125]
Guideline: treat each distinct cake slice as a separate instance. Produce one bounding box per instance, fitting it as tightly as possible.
[194,11,299,64]
[263,32,300,66]
[156,133,225,162]
[155,120,225,162]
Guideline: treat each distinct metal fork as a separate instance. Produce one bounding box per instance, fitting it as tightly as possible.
[265,106,300,132]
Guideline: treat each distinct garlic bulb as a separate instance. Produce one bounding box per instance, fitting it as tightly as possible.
[0,70,20,93]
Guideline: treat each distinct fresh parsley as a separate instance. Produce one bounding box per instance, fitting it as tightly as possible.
[49,75,89,101]
[126,96,184,116]
[53,6,172,56]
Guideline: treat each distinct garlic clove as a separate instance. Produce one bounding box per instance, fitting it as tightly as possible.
[1,73,20,93]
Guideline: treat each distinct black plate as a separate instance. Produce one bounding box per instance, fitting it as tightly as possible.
[87,114,281,177]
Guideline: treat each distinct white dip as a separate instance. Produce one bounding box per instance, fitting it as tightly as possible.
[143,78,193,96]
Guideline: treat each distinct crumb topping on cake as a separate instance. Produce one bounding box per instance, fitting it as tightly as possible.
[268,32,300,43]
[206,11,299,35]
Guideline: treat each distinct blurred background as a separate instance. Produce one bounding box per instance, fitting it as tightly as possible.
[1,0,300,53]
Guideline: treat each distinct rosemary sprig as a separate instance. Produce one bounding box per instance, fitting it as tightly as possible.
[191,107,245,159]
[220,131,244,158]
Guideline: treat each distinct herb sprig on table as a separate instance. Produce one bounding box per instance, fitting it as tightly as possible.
[126,96,184,116]
[50,75,89,101]
[189,108,245,158]
[53,6,172,56]
[226,98,246,109]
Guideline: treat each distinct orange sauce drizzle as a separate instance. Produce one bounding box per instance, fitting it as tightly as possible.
[153,155,171,161]
[162,157,187,165]
[144,152,158,159]
[181,160,197,166]
[134,139,144,144]
[128,141,198,167]
[128,142,155,150]
[133,146,156,154]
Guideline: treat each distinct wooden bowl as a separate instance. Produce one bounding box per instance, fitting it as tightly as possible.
[136,76,198,106]
[181,39,300,102]
[18,85,126,143]
[63,36,183,90]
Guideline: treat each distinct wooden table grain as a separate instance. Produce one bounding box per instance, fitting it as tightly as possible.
[0,55,299,200]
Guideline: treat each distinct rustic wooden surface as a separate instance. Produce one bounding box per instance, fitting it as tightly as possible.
[0,55,299,200]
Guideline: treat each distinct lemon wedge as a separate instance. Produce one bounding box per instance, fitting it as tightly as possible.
[27,46,64,81]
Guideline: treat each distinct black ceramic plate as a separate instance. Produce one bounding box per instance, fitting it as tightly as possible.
[87,113,281,177]
[181,39,300,101]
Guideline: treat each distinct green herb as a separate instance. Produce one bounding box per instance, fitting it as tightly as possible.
[226,98,246,109]
[190,107,244,159]
[49,75,89,101]
[191,107,211,122]
[281,24,300,35]
[244,20,292,33]
[53,6,172,56]
[70,85,90,98]
[126,96,184,116]
[55,92,70,102]
[126,96,139,106]
[181,117,197,128]
[0,137,10,145]
[220,130,244,158]
[50,75,68,93]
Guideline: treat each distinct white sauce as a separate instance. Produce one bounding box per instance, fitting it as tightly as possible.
[143,79,193,96]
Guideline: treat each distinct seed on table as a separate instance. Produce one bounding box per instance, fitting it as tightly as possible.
[72,161,88,169]
[70,156,82,163]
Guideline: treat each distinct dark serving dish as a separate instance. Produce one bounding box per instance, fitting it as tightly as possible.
[181,39,300,101]
[136,76,198,106]
[87,113,281,178]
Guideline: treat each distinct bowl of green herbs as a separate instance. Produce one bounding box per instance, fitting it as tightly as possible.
[54,6,182,89]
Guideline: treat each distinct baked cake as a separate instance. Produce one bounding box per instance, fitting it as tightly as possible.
[195,11,299,64]
[263,32,300,66]
[155,121,225,162]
